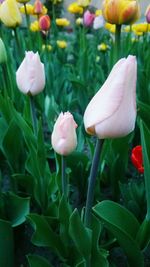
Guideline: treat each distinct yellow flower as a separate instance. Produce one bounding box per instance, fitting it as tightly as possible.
[68,2,83,14]
[0,0,22,28]
[97,43,108,51]
[77,0,91,7]
[95,9,102,16]
[103,0,140,25]
[41,5,47,15]
[30,20,40,31]
[56,18,70,27]
[42,44,52,51]
[132,23,150,33]
[105,22,116,33]
[57,40,67,48]
[76,17,83,25]
[20,4,34,15]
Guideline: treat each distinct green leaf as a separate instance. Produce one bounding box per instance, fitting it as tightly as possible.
[5,192,30,227]
[0,219,14,267]
[140,120,150,204]
[27,214,67,260]
[59,195,72,245]
[37,119,47,178]
[69,209,92,260]
[93,200,144,267]
[2,119,24,171]
[138,100,150,129]
[27,255,52,267]
[91,215,109,267]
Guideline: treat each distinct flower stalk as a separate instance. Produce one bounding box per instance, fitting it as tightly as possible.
[114,24,121,63]
[84,138,102,228]
[29,95,37,135]
[61,156,67,197]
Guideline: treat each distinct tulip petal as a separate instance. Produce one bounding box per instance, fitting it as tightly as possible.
[84,55,137,138]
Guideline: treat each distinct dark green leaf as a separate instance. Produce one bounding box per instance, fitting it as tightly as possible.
[0,219,14,267]
[93,200,144,267]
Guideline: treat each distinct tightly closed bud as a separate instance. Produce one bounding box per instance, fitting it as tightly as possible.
[0,38,7,64]
[131,145,144,174]
[145,5,150,24]
[93,15,105,29]
[33,0,43,15]
[84,55,137,139]
[83,10,95,27]
[39,15,51,31]
[0,0,22,28]
[51,112,78,156]
[102,0,140,25]
[16,51,45,96]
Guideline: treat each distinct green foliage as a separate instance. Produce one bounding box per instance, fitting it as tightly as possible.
[0,219,14,267]
[93,200,144,267]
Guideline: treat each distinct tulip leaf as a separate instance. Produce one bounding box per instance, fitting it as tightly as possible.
[2,119,24,172]
[93,200,144,267]
[4,192,30,227]
[0,219,14,267]
[140,120,150,188]
[27,213,67,260]
[91,215,109,267]
[27,255,52,267]
[69,209,92,260]
[138,100,150,130]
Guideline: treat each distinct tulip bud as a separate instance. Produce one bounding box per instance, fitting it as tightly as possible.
[0,38,7,64]
[102,0,140,25]
[0,0,22,28]
[145,5,150,24]
[39,15,51,31]
[93,15,105,30]
[51,112,78,156]
[33,0,43,15]
[84,55,137,139]
[16,51,45,96]
[83,10,95,27]
[131,145,144,173]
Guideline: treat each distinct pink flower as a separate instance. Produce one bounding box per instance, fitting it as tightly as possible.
[51,112,78,156]
[16,51,45,96]
[145,5,150,24]
[84,55,137,139]
[83,10,95,27]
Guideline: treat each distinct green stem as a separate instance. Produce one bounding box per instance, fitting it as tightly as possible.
[84,139,102,228]
[24,3,30,29]
[29,95,37,135]
[13,28,21,55]
[61,156,67,197]
[2,63,13,98]
[114,24,121,63]
[24,3,32,49]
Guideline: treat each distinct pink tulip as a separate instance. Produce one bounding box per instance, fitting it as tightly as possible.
[83,10,95,27]
[16,51,45,96]
[145,5,150,24]
[84,55,137,139]
[51,112,78,156]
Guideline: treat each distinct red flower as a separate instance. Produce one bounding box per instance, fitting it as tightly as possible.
[39,15,51,31]
[131,145,144,174]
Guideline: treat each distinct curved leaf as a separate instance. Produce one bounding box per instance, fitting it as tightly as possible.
[93,200,144,267]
